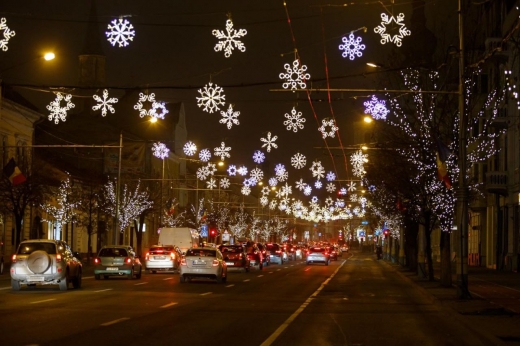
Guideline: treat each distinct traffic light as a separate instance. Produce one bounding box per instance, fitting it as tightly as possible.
[210,228,217,237]
[383,229,390,237]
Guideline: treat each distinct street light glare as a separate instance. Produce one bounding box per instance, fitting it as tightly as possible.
[43,52,55,61]
[366,62,378,67]
[149,117,158,123]
[218,161,224,167]
[363,116,373,123]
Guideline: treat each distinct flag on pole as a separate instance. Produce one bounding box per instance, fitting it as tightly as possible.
[435,141,452,189]
[3,158,26,185]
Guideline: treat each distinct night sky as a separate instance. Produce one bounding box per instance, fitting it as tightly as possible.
[0,0,457,194]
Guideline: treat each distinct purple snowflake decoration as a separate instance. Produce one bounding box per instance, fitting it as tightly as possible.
[363,95,390,120]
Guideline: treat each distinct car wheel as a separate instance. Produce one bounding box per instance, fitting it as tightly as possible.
[306,262,310,265]
[259,263,263,271]
[325,261,329,266]
[127,268,134,280]
[72,269,82,289]
[136,267,142,279]
[180,275,186,283]
[104,275,109,279]
[151,270,156,274]
[95,274,100,280]
[59,275,68,291]
[245,267,250,272]
[11,279,21,291]
[216,272,223,283]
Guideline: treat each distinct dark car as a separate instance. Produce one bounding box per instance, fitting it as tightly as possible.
[256,243,270,266]
[285,244,296,260]
[266,243,285,265]
[218,244,250,272]
[246,243,264,270]
[327,246,338,261]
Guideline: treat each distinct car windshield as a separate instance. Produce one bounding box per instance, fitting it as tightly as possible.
[99,248,128,257]
[17,242,56,255]
[186,249,216,257]
[220,246,243,253]
[310,248,325,253]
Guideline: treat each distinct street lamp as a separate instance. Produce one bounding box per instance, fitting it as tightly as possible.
[152,142,170,227]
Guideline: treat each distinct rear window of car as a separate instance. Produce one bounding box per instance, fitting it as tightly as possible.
[266,244,279,251]
[309,247,325,253]
[220,246,243,253]
[186,249,216,257]
[99,248,128,257]
[150,246,173,253]
[17,242,56,255]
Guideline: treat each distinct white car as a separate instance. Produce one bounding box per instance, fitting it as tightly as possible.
[180,247,227,283]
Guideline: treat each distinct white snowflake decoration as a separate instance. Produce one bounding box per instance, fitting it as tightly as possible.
[310,161,325,180]
[0,18,15,52]
[260,196,269,207]
[339,33,365,60]
[281,183,292,196]
[325,197,334,207]
[274,164,286,176]
[250,168,264,181]
[279,59,310,91]
[151,101,169,120]
[206,178,217,190]
[252,150,265,164]
[347,181,357,192]
[318,118,339,138]
[106,18,135,47]
[227,165,237,176]
[326,182,336,193]
[268,177,278,187]
[220,177,231,189]
[197,83,226,113]
[363,95,390,120]
[303,185,312,196]
[134,93,157,118]
[237,166,248,176]
[199,149,212,162]
[374,13,411,47]
[183,141,197,156]
[350,194,359,202]
[276,170,288,182]
[46,92,75,124]
[152,142,169,159]
[340,187,348,195]
[295,179,306,191]
[260,132,278,152]
[92,89,118,117]
[214,142,231,161]
[311,196,318,203]
[241,185,251,196]
[212,19,247,58]
[314,180,322,189]
[196,166,210,181]
[205,162,217,175]
[219,104,240,129]
[326,171,336,182]
[261,187,270,196]
[284,107,306,132]
[335,199,345,208]
[291,153,307,169]
[269,199,278,210]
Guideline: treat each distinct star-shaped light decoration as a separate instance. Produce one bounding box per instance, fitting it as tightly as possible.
[260,132,278,152]
[106,18,135,47]
[152,142,169,159]
[279,59,310,91]
[214,142,231,161]
[196,82,226,113]
[0,18,15,51]
[92,89,118,117]
[374,13,411,47]
[363,95,390,120]
[219,104,240,129]
[339,33,366,60]
[284,107,306,132]
[47,92,75,124]
[207,178,217,190]
[212,19,247,58]
[318,118,339,138]
[326,182,336,193]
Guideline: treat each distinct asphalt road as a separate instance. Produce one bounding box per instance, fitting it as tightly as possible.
[0,252,496,346]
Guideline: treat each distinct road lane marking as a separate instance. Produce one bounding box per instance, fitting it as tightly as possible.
[257,275,264,277]
[284,267,289,269]
[261,260,346,346]
[95,289,113,292]
[304,268,311,271]
[269,272,273,274]
[160,302,178,308]
[30,299,56,304]
[0,287,11,290]
[243,279,250,282]
[101,318,130,326]
[200,292,212,296]
[163,277,174,280]
[226,284,235,287]
[277,269,281,271]
[134,282,148,285]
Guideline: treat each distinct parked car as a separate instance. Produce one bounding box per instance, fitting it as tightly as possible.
[245,243,263,270]
[266,243,285,265]
[10,239,83,291]
[218,244,250,272]
[145,245,182,273]
[306,247,330,266]
[94,245,142,280]
[180,247,227,283]
[256,243,270,266]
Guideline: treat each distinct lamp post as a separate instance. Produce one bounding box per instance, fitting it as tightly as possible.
[152,142,170,227]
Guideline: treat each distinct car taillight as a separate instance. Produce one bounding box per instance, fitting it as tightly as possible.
[324,252,329,256]
[145,252,150,261]
[56,254,62,262]
[94,257,100,264]
[262,251,266,254]
[212,259,219,267]
[180,258,187,266]
[125,257,132,264]
[11,254,17,263]
[239,253,242,259]
[276,250,281,253]
[170,252,175,260]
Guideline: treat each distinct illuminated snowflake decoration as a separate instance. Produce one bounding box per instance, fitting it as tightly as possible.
[106,18,135,47]
[196,83,226,113]
[291,152,307,169]
[276,170,288,182]
[134,93,157,118]
[269,199,278,210]
[274,164,286,176]
[252,150,265,164]
[151,101,169,120]
[339,33,366,60]
[197,166,210,181]
[268,177,278,187]
[250,168,264,181]
[199,148,212,162]
[303,185,312,196]
[295,179,306,191]
[152,142,169,159]
[339,187,348,195]
[350,194,358,202]
[314,180,322,189]
[237,166,248,176]
[351,150,368,177]
[92,89,118,117]
[335,199,345,208]
[46,92,75,124]
[279,59,311,91]
[260,196,269,207]
[311,196,318,203]
[326,172,336,182]
[347,181,357,192]
[220,177,231,189]
[310,161,325,180]
[261,187,270,196]
[214,142,231,161]
[0,18,15,52]
[326,182,336,193]
[363,95,390,120]
[283,107,306,132]
[212,19,247,58]
[219,104,240,129]
[205,162,217,176]
[206,178,217,190]
[318,118,339,138]
[183,141,197,156]
[227,165,237,176]
[325,197,334,207]
[260,132,278,152]
[243,178,254,187]
[374,13,411,47]
[281,183,292,196]
[241,185,251,196]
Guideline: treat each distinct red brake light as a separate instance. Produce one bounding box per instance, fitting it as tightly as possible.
[180,258,187,266]
[156,250,164,253]
[145,252,150,261]
[94,257,100,264]
[56,254,62,262]
[170,252,175,260]
[125,257,132,264]
[212,259,219,267]
[325,252,329,256]
[11,254,17,263]
[275,250,281,253]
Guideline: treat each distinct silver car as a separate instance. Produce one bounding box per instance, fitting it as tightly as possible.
[94,245,142,280]
[306,247,330,266]
[179,247,227,283]
[145,245,182,273]
[10,239,83,291]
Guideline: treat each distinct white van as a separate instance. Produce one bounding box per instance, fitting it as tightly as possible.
[158,227,199,254]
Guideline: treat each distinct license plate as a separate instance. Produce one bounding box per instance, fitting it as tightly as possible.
[106,267,119,271]
[193,260,206,265]
[226,262,234,266]
[29,276,44,282]
[155,256,166,260]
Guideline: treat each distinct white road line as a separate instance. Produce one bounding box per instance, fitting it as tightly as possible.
[30,299,56,304]
[0,287,11,290]
[290,265,294,267]
[134,282,148,286]
[284,267,289,269]
[226,284,235,287]
[260,260,346,346]
[163,277,174,280]
[160,302,178,308]
[95,288,113,292]
[243,279,250,282]
[304,268,311,272]
[101,317,130,326]
[257,275,264,277]
[276,269,281,271]
[269,272,273,274]
[200,292,212,296]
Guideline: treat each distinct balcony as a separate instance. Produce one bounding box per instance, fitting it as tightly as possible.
[485,172,508,195]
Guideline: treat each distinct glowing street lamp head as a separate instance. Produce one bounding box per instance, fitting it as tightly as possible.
[363,116,373,123]
[218,161,225,167]
[44,52,55,61]
[149,117,158,123]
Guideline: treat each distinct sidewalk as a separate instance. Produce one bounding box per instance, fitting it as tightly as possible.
[384,259,520,345]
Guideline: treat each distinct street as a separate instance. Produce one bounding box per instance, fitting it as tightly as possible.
[0,251,502,346]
